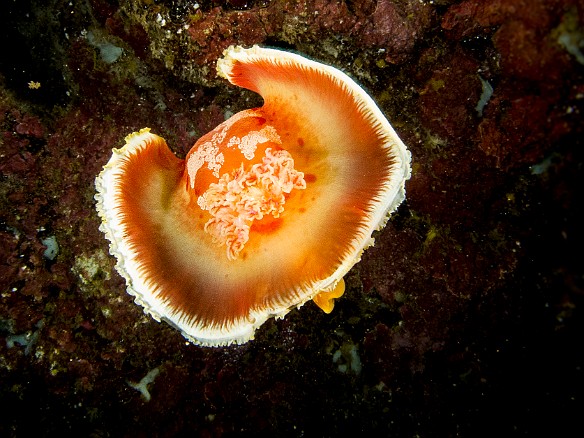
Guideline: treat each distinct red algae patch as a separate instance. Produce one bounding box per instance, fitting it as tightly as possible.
[95,45,410,346]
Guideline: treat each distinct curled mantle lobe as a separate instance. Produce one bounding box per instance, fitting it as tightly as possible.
[95,45,411,346]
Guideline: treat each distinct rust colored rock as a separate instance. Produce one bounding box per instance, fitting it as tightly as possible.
[441,0,561,40]
[493,18,567,84]
[187,8,268,66]
[353,0,434,63]
[417,50,481,142]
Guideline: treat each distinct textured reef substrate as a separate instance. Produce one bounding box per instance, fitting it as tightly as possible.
[1,0,583,436]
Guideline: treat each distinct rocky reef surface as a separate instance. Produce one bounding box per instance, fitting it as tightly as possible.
[1,0,582,435]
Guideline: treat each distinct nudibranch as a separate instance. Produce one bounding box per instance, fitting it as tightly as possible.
[95,45,411,346]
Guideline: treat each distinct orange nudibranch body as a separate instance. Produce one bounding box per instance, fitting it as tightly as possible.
[185,109,306,261]
[95,45,411,346]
